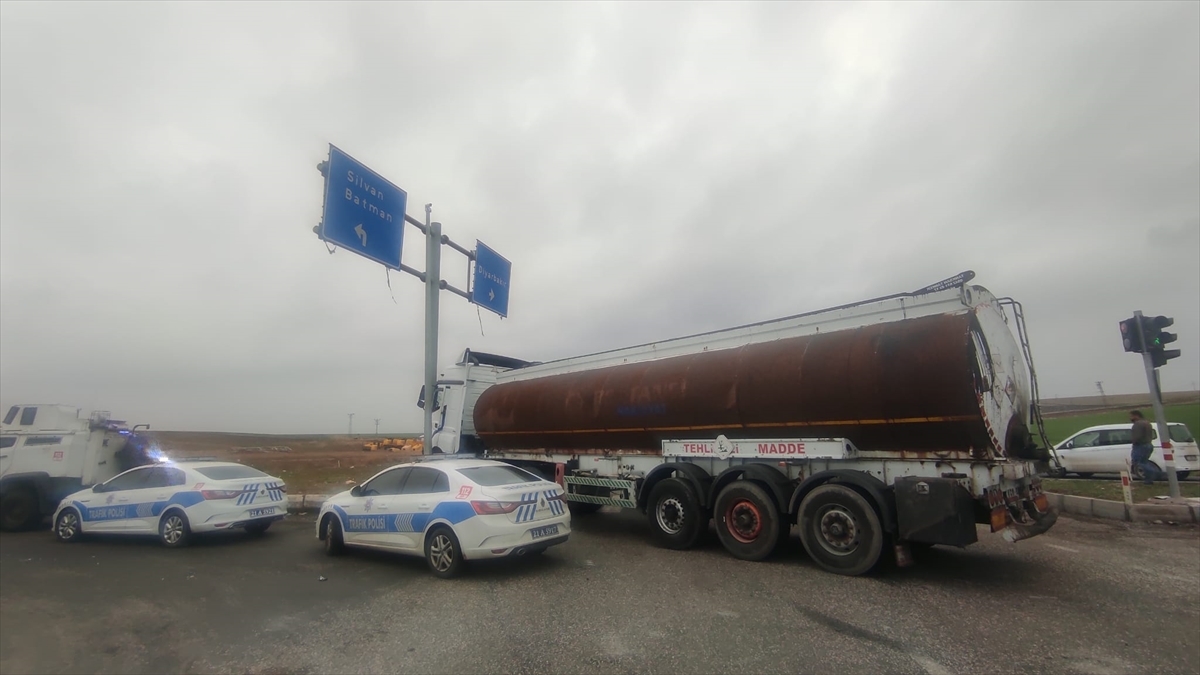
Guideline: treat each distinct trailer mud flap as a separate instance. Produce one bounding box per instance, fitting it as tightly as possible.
[894,477,978,547]
[1001,506,1058,543]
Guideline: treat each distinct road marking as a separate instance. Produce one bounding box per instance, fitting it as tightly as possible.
[912,655,951,675]
[1045,544,1080,553]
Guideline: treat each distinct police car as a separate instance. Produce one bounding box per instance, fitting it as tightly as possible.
[52,461,286,547]
[316,458,570,578]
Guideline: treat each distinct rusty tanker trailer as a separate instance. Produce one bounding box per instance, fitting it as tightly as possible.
[428,273,1058,576]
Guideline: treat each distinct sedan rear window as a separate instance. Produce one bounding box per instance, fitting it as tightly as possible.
[195,465,268,480]
[458,465,542,486]
[1170,425,1195,443]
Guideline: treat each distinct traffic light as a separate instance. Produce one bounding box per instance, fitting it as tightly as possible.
[1119,317,1144,353]
[1145,315,1181,368]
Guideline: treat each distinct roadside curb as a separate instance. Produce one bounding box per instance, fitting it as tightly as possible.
[1046,492,1200,524]
[286,494,333,513]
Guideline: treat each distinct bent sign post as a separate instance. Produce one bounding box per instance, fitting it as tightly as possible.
[314,143,513,454]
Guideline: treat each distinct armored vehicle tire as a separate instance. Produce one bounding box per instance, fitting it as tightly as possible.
[0,486,40,532]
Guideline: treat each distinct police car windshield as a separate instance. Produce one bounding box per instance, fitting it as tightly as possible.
[194,465,268,480]
[458,465,541,486]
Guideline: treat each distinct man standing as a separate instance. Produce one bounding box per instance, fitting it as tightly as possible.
[1130,410,1159,485]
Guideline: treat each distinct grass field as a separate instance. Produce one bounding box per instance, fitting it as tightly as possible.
[1041,403,1200,445]
[1041,478,1200,502]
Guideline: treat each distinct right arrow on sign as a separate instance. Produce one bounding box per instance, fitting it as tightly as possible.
[489,289,495,301]
[354,224,367,246]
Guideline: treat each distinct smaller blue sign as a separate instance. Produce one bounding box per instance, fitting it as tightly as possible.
[320,144,407,269]
[472,241,511,318]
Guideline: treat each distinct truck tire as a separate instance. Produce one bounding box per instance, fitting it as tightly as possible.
[0,486,40,531]
[797,484,884,576]
[714,480,780,561]
[647,477,706,550]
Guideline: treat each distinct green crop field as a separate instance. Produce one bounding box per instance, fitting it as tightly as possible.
[1040,403,1200,445]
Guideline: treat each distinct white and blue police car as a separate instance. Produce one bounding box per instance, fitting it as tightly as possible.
[52,461,286,547]
[316,458,570,578]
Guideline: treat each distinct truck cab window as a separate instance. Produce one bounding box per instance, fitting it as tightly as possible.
[0,437,15,449]
[3,406,18,425]
[19,407,37,426]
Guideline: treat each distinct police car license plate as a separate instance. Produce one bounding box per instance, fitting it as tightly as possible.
[248,507,276,518]
[530,524,558,540]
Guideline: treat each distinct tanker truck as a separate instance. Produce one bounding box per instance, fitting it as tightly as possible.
[422,272,1058,575]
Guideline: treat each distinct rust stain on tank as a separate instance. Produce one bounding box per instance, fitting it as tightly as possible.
[474,313,997,455]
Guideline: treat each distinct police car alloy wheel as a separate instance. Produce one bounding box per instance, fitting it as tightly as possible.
[159,511,191,548]
[425,526,463,578]
[55,509,82,543]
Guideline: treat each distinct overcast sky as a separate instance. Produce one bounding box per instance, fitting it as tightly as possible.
[2,1,1198,434]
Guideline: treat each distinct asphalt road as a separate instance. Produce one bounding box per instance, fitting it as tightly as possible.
[1,511,1197,675]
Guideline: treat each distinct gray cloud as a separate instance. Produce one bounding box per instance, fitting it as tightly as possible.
[2,1,1197,433]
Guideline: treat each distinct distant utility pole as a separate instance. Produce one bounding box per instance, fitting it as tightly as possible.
[374,418,381,435]
[347,413,355,436]
[1095,381,1108,406]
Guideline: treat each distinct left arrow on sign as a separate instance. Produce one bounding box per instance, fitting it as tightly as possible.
[354,224,367,246]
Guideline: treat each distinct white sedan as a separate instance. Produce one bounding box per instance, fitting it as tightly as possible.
[1053,423,1198,480]
[316,458,570,577]
[53,461,286,546]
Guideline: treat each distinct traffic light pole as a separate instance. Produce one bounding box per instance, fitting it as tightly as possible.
[1134,311,1181,499]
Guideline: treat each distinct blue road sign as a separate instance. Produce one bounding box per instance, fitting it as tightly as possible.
[320,144,407,269]
[472,241,511,318]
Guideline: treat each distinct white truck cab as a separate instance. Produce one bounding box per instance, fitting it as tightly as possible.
[423,351,532,455]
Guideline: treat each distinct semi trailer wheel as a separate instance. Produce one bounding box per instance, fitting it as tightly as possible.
[0,486,40,531]
[713,480,781,561]
[647,477,706,550]
[797,483,884,576]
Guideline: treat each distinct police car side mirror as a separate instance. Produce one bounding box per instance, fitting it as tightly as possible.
[350,485,362,498]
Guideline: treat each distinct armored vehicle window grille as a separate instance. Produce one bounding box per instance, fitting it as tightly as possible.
[24,436,63,446]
